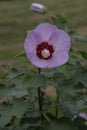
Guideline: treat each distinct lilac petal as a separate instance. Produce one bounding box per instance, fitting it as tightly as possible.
[26,50,69,69]
[35,23,58,41]
[79,113,87,120]
[26,53,48,68]
[46,51,69,68]
[24,30,42,53]
[72,115,77,121]
[48,30,71,52]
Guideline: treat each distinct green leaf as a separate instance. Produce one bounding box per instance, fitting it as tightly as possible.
[40,117,78,130]
[56,13,69,24]
[52,13,68,30]
[25,111,40,118]
[55,117,78,130]
[0,104,12,128]
[11,99,29,118]
[56,78,78,100]
[8,87,28,98]
[21,111,41,129]
[21,119,41,128]
[15,50,26,58]
[79,51,87,59]
[8,78,28,98]
[23,74,47,98]
[74,67,87,87]
[61,100,87,117]
[0,64,8,79]
[68,30,87,43]
[0,98,29,128]
[27,74,47,88]
[0,84,10,98]
[6,67,26,81]
[69,50,86,64]
[57,63,75,78]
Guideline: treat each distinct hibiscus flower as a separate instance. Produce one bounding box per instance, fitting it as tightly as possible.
[24,23,71,68]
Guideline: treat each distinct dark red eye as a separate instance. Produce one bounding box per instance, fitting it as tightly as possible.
[36,41,54,60]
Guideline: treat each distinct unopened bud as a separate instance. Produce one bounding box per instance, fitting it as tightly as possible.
[30,3,47,14]
[44,85,57,100]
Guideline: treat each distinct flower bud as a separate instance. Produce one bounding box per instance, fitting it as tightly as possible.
[30,3,47,14]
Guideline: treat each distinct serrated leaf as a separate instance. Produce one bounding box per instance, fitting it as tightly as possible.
[8,87,28,98]
[56,13,69,24]
[3,73,29,98]
[6,67,26,81]
[52,13,68,30]
[7,78,28,98]
[27,74,47,88]
[0,99,29,128]
[23,74,47,98]
[11,98,29,118]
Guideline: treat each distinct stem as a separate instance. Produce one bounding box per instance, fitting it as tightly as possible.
[38,87,44,121]
[55,95,59,119]
[37,68,44,121]
[42,112,54,127]
[55,108,58,119]
[38,68,41,74]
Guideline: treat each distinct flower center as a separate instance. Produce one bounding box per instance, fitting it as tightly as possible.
[41,49,50,58]
[36,42,54,60]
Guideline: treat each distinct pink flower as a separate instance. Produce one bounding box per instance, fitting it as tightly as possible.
[24,23,71,68]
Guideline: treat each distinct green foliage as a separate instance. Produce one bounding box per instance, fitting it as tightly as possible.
[40,117,78,130]
[0,50,87,129]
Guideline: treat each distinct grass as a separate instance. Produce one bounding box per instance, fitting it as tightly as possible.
[0,0,87,66]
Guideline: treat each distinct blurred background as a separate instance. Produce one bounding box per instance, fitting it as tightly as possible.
[0,0,87,66]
